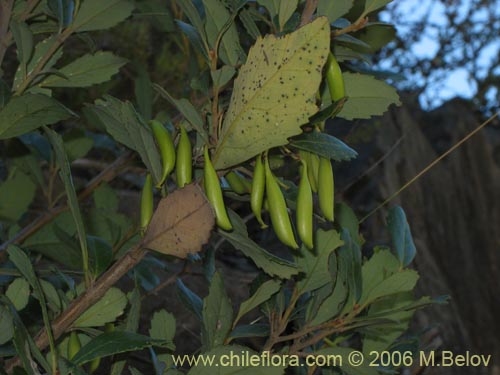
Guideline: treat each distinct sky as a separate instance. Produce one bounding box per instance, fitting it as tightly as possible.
[379,0,500,110]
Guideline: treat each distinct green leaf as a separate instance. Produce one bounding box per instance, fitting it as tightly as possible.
[153,84,208,142]
[12,36,63,91]
[256,0,279,18]
[234,280,281,324]
[359,249,419,306]
[47,0,75,28]
[6,278,30,311]
[1,296,50,374]
[187,345,286,374]
[63,128,94,161]
[109,287,142,375]
[308,257,348,325]
[218,211,299,279]
[361,0,393,17]
[0,305,14,345]
[176,278,203,321]
[239,9,261,39]
[93,182,119,211]
[362,292,415,353]
[149,309,176,347]
[7,246,43,301]
[176,20,209,60]
[229,324,270,339]
[40,52,127,88]
[355,23,396,53]
[87,236,113,277]
[72,0,134,32]
[86,95,162,184]
[317,0,353,23]
[10,21,34,72]
[74,287,127,327]
[213,17,330,169]
[6,247,54,373]
[295,229,343,294]
[0,170,36,222]
[202,0,243,66]
[23,212,81,269]
[72,331,170,365]
[46,128,89,276]
[0,94,72,139]
[39,279,62,313]
[338,72,400,120]
[338,228,363,314]
[211,65,236,88]
[387,206,416,267]
[202,272,233,350]
[336,202,361,246]
[291,131,357,161]
[278,0,298,31]
[175,0,207,43]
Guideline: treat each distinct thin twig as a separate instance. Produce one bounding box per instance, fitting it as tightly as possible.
[5,244,147,373]
[341,135,405,194]
[332,17,369,37]
[0,151,134,261]
[300,0,318,26]
[0,0,40,66]
[360,112,499,223]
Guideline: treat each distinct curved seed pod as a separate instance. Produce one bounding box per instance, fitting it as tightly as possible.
[204,146,232,231]
[225,171,251,194]
[67,331,81,360]
[326,52,345,102]
[302,150,319,193]
[140,174,154,231]
[318,157,334,221]
[251,154,267,228]
[89,357,100,373]
[175,125,192,188]
[297,159,314,249]
[89,323,114,373]
[150,120,176,188]
[264,157,298,249]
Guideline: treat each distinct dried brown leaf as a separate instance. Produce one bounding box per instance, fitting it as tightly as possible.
[142,184,215,258]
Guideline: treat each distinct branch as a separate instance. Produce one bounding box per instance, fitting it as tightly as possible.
[5,244,147,373]
[0,0,42,68]
[300,0,318,26]
[0,0,15,67]
[0,151,134,261]
[332,17,369,38]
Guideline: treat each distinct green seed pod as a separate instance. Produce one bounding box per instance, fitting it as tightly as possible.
[318,157,334,221]
[326,52,345,102]
[88,357,100,373]
[67,331,81,360]
[264,157,298,249]
[88,323,114,373]
[301,150,319,193]
[204,146,232,231]
[297,160,314,249]
[176,125,192,188]
[140,174,154,231]
[150,120,176,188]
[225,171,251,194]
[251,154,267,228]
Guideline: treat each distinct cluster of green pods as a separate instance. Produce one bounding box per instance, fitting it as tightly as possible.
[140,52,344,247]
[139,121,193,232]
